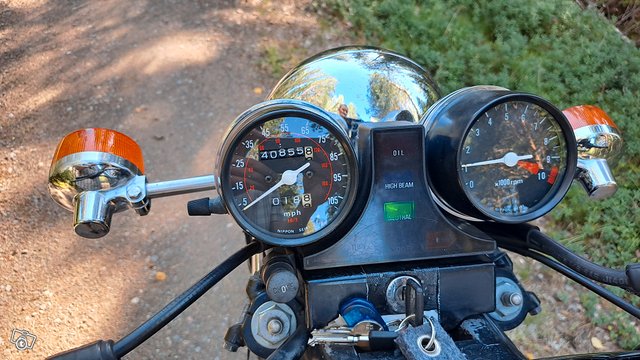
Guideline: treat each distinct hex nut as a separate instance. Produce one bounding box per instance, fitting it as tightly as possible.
[252,302,296,348]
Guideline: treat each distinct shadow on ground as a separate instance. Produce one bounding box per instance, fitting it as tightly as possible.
[0,1,351,358]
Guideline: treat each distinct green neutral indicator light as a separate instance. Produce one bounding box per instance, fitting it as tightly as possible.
[384,201,415,222]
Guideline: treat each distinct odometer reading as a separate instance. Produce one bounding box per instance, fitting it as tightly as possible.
[227,116,353,237]
[459,101,568,217]
[259,146,312,161]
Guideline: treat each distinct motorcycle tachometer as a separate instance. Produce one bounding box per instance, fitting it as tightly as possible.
[218,100,358,246]
[459,100,569,220]
[424,87,577,223]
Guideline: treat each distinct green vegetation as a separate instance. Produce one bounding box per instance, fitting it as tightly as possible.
[260,41,309,78]
[321,0,640,349]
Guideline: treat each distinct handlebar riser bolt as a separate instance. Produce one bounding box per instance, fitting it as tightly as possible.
[267,319,283,335]
[252,302,296,347]
[501,292,523,307]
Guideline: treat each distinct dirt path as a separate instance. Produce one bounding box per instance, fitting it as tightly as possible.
[0,1,625,359]
[0,1,348,358]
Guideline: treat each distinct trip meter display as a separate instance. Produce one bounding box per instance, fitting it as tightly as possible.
[424,87,577,223]
[218,100,358,246]
[459,101,568,218]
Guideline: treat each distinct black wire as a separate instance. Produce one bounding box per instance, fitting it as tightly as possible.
[113,241,262,357]
[503,244,640,320]
[527,229,631,289]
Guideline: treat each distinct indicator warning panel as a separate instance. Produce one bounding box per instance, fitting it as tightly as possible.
[384,201,415,222]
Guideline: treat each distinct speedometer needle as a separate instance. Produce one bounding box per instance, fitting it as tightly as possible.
[242,162,311,211]
[461,152,533,169]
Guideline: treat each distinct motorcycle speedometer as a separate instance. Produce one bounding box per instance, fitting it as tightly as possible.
[424,86,577,223]
[217,100,358,246]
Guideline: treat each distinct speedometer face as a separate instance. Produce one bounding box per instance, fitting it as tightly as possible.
[222,110,356,246]
[459,100,568,219]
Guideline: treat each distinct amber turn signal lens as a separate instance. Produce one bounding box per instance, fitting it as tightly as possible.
[563,105,618,130]
[51,128,145,173]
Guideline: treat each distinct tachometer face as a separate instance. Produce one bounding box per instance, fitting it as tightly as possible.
[219,102,357,246]
[459,100,568,219]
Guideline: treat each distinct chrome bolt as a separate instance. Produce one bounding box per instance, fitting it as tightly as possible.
[501,292,523,307]
[267,319,283,335]
[490,277,524,322]
[127,185,143,200]
[509,292,523,306]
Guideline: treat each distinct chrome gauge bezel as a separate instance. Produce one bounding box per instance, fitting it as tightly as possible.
[217,100,359,247]
[457,93,578,223]
[423,87,578,224]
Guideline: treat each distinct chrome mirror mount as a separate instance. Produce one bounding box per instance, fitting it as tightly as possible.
[49,151,216,238]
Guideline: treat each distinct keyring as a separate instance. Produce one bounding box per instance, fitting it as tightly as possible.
[417,334,441,357]
[396,315,437,353]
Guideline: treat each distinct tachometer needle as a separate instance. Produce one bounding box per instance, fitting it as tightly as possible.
[461,152,533,169]
[242,162,311,211]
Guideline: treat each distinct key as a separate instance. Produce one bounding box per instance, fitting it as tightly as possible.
[308,329,398,351]
[405,278,425,327]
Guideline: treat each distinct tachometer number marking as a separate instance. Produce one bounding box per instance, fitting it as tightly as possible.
[459,100,568,218]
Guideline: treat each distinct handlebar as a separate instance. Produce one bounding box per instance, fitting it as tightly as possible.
[146,175,217,199]
[45,341,116,360]
[527,229,640,292]
[487,223,640,294]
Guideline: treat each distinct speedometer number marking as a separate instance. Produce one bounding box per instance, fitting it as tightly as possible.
[227,115,353,240]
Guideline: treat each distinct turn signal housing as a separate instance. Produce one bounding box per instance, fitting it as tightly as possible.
[563,105,622,160]
[563,105,623,199]
[48,128,145,238]
[51,128,145,173]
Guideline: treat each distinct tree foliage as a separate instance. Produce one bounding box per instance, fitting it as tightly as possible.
[323,0,640,348]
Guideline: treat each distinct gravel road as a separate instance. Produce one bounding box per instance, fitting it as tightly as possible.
[0,1,348,358]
